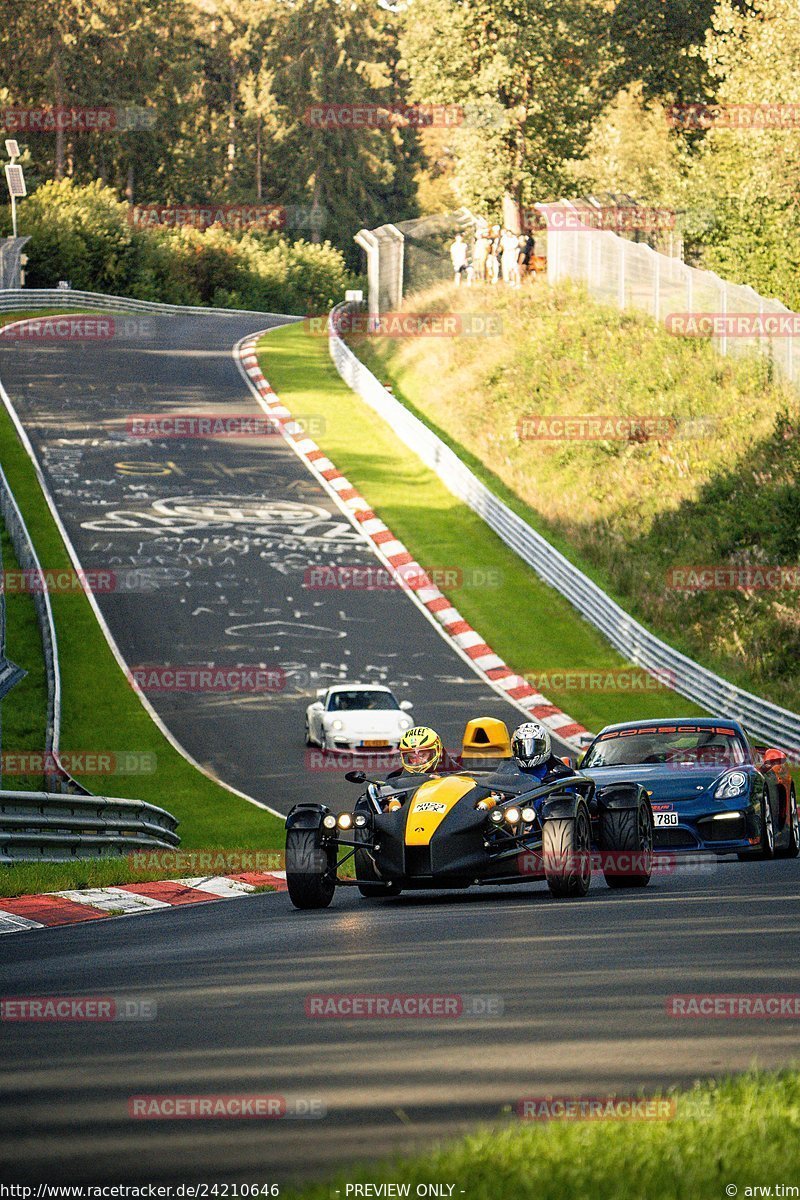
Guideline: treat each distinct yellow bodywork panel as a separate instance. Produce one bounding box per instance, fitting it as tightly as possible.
[404,775,476,846]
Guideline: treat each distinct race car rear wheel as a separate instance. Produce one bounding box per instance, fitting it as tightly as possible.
[286,829,336,909]
[542,801,591,899]
[599,800,654,888]
[776,787,799,859]
[354,846,403,898]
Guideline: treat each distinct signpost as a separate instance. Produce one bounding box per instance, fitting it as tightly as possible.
[4,140,26,241]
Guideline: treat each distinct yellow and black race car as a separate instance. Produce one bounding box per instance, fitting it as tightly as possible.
[285,718,654,908]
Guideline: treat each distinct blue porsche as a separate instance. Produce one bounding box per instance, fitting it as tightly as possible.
[578,718,799,859]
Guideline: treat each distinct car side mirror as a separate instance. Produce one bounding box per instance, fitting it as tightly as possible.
[400,700,413,711]
[345,770,366,784]
[763,748,787,769]
[561,756,575,769]
[310,700,324,710]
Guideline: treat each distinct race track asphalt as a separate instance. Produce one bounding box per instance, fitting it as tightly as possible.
[0,309,562,816]
[1,857,798,1184]
[2,310,798,1190]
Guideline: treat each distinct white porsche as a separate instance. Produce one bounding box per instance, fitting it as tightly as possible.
[305,683,414,752]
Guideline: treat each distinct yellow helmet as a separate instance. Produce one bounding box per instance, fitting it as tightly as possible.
[399,726,443,774]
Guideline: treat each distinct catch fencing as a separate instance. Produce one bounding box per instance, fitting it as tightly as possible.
[546,202,800,391]
[328,302,800,753]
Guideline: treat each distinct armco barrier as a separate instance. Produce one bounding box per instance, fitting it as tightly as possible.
[328,303,800,752]
[0,288,293,320]
[0,463,76,793]
[0,790,180,862]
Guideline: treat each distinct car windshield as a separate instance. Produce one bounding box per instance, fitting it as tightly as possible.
[327,690,399,712]
[581,725,747,769]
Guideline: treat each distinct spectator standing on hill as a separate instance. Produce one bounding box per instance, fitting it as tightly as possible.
[501,228,520,285]
[486,225,501,284]
[473,227,490,283]
[450,233,468,285]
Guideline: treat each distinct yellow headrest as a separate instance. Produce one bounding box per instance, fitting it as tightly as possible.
[461,717,512,758]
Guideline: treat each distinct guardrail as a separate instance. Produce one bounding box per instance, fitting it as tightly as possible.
[0,287,294,320]
[328,302,800,753]
[0,790,180,862]
[0,463,84,794]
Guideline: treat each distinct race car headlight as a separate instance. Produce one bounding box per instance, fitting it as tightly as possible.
[399,717,412,729]
[714,771,748,800]
[331,719,344,731]
[521,807,535,824]
[354,813,368,828]
[505,806,521,825]
[322,814,337,830]
[489,809,504,824]
[337,813,353,830]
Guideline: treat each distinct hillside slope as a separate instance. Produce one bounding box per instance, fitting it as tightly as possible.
[353,281,800,713]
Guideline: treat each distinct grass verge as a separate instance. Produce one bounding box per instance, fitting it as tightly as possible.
[288,1068,800,1200]
[0,311,283,897]
[258,323,706,735]
[354,281,800,714]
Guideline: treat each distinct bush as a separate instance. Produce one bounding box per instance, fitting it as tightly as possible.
[6,179,356,315]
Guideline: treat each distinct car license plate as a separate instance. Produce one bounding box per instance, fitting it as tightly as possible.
[654,812,679,827]
[362,739,389,748]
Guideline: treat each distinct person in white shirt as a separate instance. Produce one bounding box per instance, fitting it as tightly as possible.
[449,233,468,285]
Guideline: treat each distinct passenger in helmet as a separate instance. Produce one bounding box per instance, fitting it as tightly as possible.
[510,721,574,784]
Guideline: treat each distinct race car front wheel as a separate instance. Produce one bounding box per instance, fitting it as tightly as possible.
[776,787,799,859]
[286,829,336,909]
[599,800,654,888]
[542,801,591,899]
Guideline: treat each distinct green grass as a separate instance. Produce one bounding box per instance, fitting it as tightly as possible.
[0,310,284,897]
[354,281,800,714]
[288,1068,800,1200]
[258,323,706,734]
[0,520,49,791]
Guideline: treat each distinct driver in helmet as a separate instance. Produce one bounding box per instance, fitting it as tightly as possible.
[508,721,574,784]
[383,727,460,801]
[396,725,460,774]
